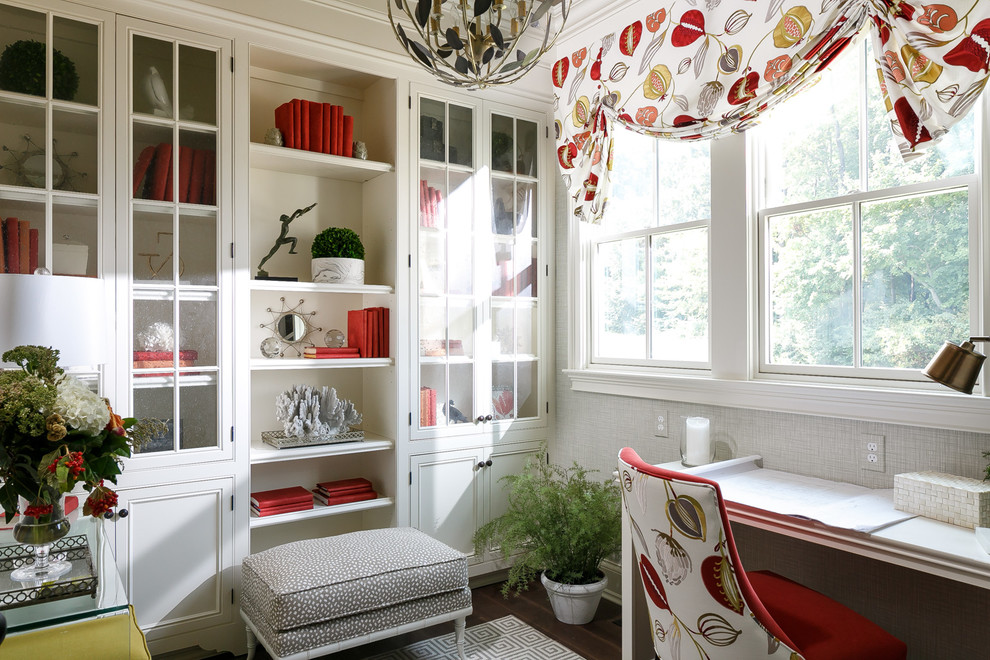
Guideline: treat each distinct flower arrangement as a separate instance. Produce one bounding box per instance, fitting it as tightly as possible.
[0,345,165,522]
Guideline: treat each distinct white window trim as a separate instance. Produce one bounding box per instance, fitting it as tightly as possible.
[565,94,990,434]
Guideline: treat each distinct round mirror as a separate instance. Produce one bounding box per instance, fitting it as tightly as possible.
[276,313,308,342]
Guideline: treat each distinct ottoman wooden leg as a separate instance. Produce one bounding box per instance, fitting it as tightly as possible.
[454,616,467,660]
[246,625,258,660]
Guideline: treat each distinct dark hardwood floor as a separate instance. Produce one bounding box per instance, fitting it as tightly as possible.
[242,580,622,660]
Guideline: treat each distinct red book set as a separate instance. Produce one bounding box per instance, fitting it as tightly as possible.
[313,478,377,507]
[346,307,390,358]
[133,143,216,205]
[0,216,39,274]
[250,486,314,517]
[274,99,356,157]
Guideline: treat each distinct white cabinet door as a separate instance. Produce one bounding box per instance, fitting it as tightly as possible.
[112,477,233,643]
[484,443,541,527]
[410,448,483,558]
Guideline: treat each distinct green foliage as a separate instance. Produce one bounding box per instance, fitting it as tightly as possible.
[0,40,79,100]
[983,451,990,482]
[473,454,622,595]
[311,227,365,260]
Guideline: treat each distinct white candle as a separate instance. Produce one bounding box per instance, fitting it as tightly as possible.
[684,417,711,466]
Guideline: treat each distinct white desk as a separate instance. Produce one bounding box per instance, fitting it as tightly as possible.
[621,456,990,660]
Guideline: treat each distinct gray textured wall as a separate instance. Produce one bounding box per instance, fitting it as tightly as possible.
[552,179,990,659]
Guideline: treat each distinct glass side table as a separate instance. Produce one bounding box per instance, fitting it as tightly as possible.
[0,512,128,635]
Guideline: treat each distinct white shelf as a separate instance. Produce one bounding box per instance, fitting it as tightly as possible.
[250,143,392,182]
[250,434,393,464]
[249,496,394,529]
[250,280,392,295]
[250,357,391,370]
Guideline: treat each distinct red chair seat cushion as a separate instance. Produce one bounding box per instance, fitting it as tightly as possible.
[748,570,906,660]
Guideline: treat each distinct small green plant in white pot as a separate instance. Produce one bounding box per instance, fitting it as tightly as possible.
[311,227,365,284]
[473,453,622,624]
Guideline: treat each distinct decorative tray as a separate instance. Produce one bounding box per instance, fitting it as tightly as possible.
[262,429,364,449]
[0,535,97,610]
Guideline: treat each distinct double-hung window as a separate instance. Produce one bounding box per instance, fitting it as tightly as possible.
[757,39,979,384]
[591,131,711,369]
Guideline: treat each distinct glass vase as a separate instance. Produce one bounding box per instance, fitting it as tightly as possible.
[10,491,72,582]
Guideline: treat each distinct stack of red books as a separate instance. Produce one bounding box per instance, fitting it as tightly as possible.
[346,307,390,358]
[250,486,314,517]
[313,478,377,506]
[274,99,354,157]
[303,346,360,359]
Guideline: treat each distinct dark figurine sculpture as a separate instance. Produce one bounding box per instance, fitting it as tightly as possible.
[256,202,317,279]
[443,400,470,424]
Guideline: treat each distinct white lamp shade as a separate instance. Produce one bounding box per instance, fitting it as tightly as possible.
[0,274,106,367]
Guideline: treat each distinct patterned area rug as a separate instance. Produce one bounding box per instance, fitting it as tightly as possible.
[363,615,587,660]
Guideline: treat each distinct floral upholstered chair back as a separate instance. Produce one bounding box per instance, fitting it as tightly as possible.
[618,448,801,659]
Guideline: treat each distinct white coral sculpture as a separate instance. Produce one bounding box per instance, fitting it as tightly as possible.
[275,385,362,437]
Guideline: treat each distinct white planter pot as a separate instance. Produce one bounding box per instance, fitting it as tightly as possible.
[541,572,608,625]
[312,257,364,284]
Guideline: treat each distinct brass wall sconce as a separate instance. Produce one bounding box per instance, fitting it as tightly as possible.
[922,337,989,394]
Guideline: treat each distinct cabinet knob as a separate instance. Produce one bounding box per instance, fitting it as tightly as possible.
[476,415,485,423]
[477,461,486,469]
[485,415,493,422]
[485,459,493,467]
[118,508,129,518]
[103,511,114,520]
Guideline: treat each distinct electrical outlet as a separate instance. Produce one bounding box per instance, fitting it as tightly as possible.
[863,433,885,472]
[654,409,668,438]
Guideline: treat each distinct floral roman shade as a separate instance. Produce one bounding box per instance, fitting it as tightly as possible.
[555,0,990,224]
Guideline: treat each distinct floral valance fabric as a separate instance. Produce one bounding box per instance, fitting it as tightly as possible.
[554,1,990,224]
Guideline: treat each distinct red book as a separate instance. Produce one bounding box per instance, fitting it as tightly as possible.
[303,347,360,357]
[274,101,294,149]
[343,115,354,157]
[251,486,313,508]
[177,146,194,203]
[28,228,38,274]
[165,159,174,202]
[331,105,341,155]
[189,149,207,204]
[419,180,428,226]
[132,145,156,197]
[429,387,436,425]
[251,501,314,517]
[364,308,374,359]
[18,219,29,274]
[322,102,333,153]
[336,106,344,155]
[203,150,216,205]
[150,142,172,201]
[3,217,19,275]
[308,101,323,153]
[314,490,377,507]
[432,187,443,227]
[317,477,373,495]
[300,100,310,151]
[347,309,367,358]
[291,99,302,149]
[382,307,390,358]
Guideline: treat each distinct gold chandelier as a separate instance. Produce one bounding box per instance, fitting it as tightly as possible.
[388,0,570,89]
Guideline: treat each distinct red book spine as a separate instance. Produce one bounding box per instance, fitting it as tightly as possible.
[347,309,366,358]
[343,115,354,157]
[382,307,390,358]
[336,106,344,155]
[419,180,428,226]
[322,102,333,154]
[364,308,374,359]
[331,105,341,155]
[316,477,372,493]
[300,100,310,151]
[252,501,314,516]
[28,228,38,274]
[133,145,156,197]
[250,486,313,508]
[3,217,19,275]
[18,219,29,274]
[150,143,172,201]
[304,347,361,355]
[291,99,302,149]
[432,187,443,227]
[309,101,323,153]
[178,146,193,203]
[189,149,207,205]
[274,101,294,149]
[314,490,377,506]
[203,150,216,206]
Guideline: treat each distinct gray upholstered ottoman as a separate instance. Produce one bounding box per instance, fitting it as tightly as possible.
[240,527,472,660]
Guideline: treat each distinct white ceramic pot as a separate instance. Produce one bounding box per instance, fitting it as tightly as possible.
[540,572,608,625]
[312,257,364,284]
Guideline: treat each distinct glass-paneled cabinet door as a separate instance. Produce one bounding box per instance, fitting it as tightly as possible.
[0,2,106,276]
[487,111,542,423]
[416,94,482,432]
[120,20,231,464]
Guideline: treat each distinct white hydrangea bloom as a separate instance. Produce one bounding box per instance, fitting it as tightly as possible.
[55,375,110,435]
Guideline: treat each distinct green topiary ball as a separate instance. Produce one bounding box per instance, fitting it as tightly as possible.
[0,40,79,100]
[312,227,365,260]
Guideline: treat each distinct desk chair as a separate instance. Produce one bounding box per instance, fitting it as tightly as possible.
[618,447,907,660]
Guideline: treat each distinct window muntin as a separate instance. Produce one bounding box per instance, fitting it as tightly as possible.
[759,40,978,381]
[592,130,710,366]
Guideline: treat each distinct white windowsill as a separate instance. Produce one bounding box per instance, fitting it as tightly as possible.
[563,367,990,434]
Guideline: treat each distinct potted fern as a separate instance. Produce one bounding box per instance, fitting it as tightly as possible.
[473,453,622,624]
[311,227,365,284]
